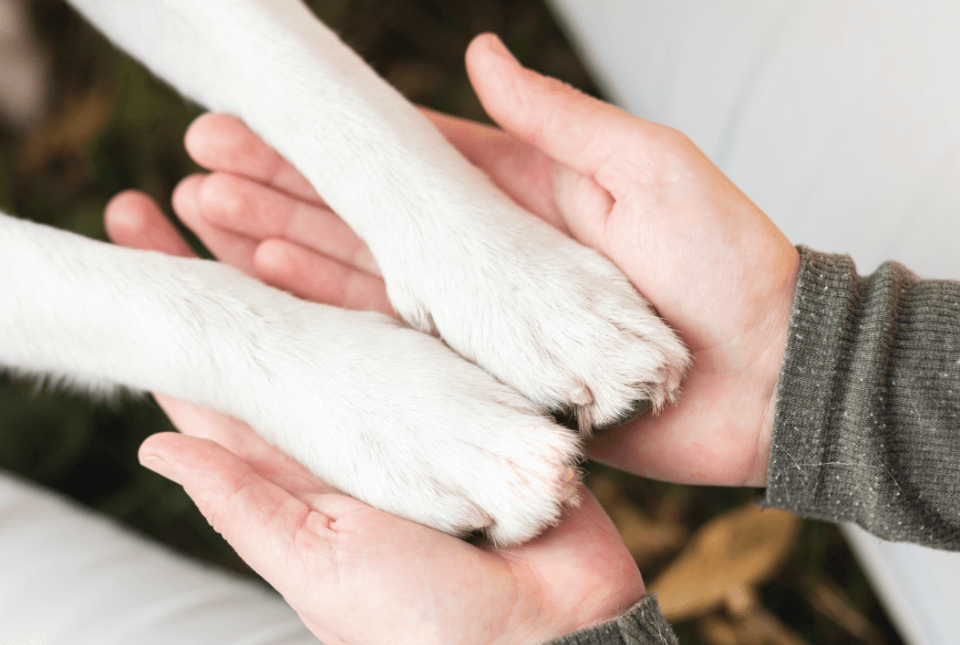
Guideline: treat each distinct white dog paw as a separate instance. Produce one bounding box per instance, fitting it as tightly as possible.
[228,303,583,545]
[381,203,689,435]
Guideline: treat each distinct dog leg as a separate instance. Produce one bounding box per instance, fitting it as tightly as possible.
[0,212,580,544]
[66,0,689,432]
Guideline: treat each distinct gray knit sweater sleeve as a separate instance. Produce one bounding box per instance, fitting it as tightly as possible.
[543,595,678,645]
[760,246,960,548]
[543,245,960,645]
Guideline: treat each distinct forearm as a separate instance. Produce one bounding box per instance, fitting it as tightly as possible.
[761,246,960,549]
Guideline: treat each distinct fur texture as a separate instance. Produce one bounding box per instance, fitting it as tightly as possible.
[0,0,688,543]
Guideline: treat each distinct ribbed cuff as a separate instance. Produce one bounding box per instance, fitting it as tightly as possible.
[760,246,960,549]
[760,246,861,522]
[543,595,678,645]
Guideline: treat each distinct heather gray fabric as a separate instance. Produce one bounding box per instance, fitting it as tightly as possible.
[547,246,960,644]
[760,247,960,548]
[544,595,678,645]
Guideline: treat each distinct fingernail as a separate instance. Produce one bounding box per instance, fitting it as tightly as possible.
[140,453,184,485]
[171,180,196,220]
[486,33,518,64]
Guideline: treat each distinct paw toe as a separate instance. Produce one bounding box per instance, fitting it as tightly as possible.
[463,504,495,532]
[567,383,594,407]
[589,398,651,436]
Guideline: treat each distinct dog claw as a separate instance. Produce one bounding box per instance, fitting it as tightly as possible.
[568,384,594,407]
[591,398,651,436]
[558,467,580,504]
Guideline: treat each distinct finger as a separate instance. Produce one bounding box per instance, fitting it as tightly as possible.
[423,108,567,231]
[104,190,196,257]
[195,171,380,277]
[190,107,566,237]
[254,238,395,316]
[466,33,671,199]
[185,113,321,204]
[153,393,324,496]
[138,433,338,586]
[172,174,259,275]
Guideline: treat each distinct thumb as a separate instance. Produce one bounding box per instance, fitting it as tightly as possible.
[138,433,328,585]
[466,33,668,198]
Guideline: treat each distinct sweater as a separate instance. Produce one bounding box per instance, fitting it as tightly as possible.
[544,246,960,644]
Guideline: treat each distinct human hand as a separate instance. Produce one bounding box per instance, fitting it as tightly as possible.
[103,192,646,645]
[171,34,798,488]
[461,36,799,488]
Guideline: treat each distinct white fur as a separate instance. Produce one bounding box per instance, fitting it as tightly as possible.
[0,0,688,543]
[0,215,581,544]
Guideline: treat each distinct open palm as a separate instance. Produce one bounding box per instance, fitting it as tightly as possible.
[105,193,645,645]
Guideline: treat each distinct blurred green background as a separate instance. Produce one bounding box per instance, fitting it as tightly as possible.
[0,1,903,643]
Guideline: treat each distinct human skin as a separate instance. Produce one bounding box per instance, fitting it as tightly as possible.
[105,192,646,645]
[162,33,799,488]
[101,31,800,644]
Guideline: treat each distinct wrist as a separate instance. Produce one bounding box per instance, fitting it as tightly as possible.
[750,248,801,488]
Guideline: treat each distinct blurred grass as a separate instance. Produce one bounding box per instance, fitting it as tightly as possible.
[0,1,904,643]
